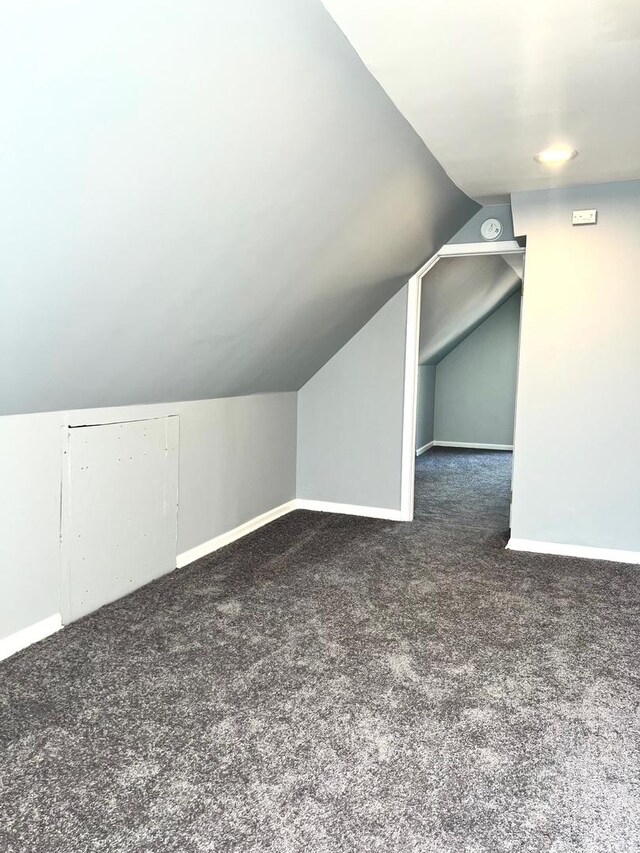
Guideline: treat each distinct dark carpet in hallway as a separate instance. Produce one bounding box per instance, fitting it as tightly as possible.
[1,449,639,852]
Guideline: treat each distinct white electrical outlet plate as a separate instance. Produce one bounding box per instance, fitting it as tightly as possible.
[572,209,597,226]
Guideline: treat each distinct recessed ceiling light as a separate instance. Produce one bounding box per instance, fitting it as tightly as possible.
[534,147,578,165]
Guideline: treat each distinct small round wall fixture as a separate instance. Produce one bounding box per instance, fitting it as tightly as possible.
[480,217,503,241]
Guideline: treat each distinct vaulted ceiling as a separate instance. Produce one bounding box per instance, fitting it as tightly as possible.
[0,0,477,415]
[419,256,522,365]
[322,0,640,200]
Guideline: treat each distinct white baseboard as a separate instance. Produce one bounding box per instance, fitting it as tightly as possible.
[178,496,406,568]
[176,500,298,568]
[0,613,63,662]
[4,497,403,660]
[178,496,405,568]
[296,499,403,521]
[416,440,435,457]
[507,538,640,565]
[434,441,513,451]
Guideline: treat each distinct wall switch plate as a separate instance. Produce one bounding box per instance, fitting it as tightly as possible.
[572,209,597,226]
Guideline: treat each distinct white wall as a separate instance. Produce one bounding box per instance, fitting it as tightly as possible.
[297,286,408,511]
[0,394,297,641]
[434,291,521,446]
[510,180,640,552]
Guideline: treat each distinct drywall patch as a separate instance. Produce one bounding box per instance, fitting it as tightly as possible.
[61,416,179,623]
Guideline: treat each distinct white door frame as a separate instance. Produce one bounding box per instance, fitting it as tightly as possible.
[399,240,525,521]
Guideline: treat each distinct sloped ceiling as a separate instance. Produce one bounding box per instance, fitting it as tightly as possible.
[419,256,521,365]
[321,0,640,200]
[502,255,525,279]
[0,0,476,416]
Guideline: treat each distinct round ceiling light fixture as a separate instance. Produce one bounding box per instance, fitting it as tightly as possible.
[534,146,578,165]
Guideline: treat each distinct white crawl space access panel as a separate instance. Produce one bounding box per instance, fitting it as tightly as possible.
[61,416,179,624]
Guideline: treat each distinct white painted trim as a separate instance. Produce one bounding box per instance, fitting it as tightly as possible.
[296,499,403,521]
[412,242,525,286]
[4,492,404,661]
[434,441,513,451]
[178,496,406,569]
[439,240,523,257]
[507,538,640,566]
[416,440,435,456]
[398,239,526,525]
[400,274,422,521]
[176,500,297,568]
[59,424,72,626]
[0,614,63,662]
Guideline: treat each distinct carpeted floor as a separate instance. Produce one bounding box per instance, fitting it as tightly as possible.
[1,448,639,852]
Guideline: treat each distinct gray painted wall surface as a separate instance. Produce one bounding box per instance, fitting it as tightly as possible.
[434,292,521,446]
[510,180,640,551]
[0,394,297,640]
[0,0,476,416]
[419,255,521,364]
[415,365,436,450]
[178,395,297,551]
[448,204,515,244]
[297,286,407,509]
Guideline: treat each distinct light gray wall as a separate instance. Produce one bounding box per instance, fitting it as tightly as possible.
[0,394,297,640]
[510,180,640,551]
[419,255,521,364]
[434,292,521,446]
[0,0,476,416]
[448,204,516,244]
[178,395,297,550]
[416,365,436,450]
[297,286,407,509]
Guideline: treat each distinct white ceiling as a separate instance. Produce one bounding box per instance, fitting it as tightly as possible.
[322,0,640,200]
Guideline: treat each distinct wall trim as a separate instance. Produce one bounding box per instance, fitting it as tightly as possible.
[399,274,422,522]
[178,497,405,569]
[416,440,435,456]
[400,239,526,531]
[0,613,63,662]
[4,494,402,659]
[179,493,409,568]
[507,538,640,565]
[440,240,523,257]
[176,500,298,568]
[434,441,513,451]
[296,499,403,521]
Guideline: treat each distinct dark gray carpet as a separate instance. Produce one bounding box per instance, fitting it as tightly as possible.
[414,446,512,531]
[1,448,639,852]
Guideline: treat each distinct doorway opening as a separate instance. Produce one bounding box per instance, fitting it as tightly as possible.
[400,241,525,531]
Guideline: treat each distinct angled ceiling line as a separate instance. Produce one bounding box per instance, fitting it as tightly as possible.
[321,0,640,200]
